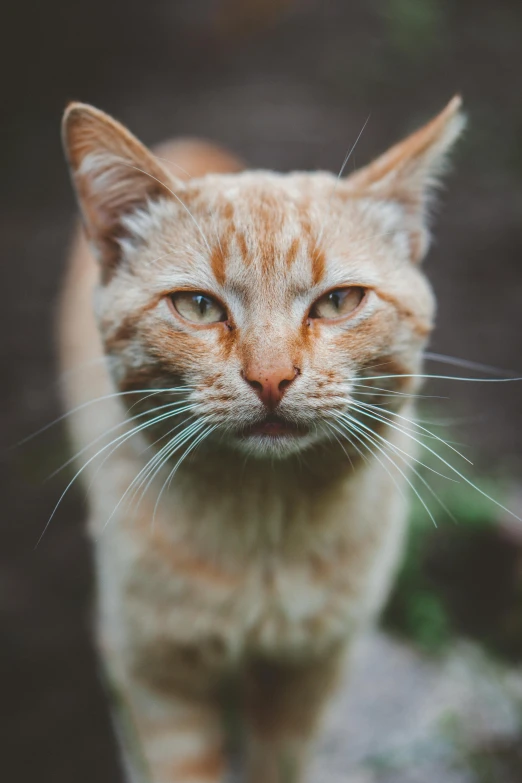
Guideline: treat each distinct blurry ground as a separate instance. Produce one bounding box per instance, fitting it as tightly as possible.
[313,631,522,783]
[1,1,522,782]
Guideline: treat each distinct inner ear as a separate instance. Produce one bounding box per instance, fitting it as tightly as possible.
[62,102,178,276]
[344,96,465,262]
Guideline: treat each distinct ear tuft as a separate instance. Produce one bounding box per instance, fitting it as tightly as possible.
[62,103,176,276]
[346,96,466,262]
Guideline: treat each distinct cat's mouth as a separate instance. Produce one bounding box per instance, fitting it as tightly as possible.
[242,414,309,438]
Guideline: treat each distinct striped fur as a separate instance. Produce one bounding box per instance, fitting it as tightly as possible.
[60,98,464,781]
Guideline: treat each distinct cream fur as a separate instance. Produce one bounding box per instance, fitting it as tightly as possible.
[59,99,464,782]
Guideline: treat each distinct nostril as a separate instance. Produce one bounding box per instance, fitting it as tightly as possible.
[247,379,264,395]
[278,366,300,395]
[243,365,300,405]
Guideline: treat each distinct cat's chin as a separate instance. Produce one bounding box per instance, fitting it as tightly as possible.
[234,433,316,459]
[227,421,322,459]
[242,415,308,438]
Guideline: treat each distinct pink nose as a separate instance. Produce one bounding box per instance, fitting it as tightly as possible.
[244,363,299,409]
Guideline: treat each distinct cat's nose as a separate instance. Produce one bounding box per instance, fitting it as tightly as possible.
[243,363,299,409]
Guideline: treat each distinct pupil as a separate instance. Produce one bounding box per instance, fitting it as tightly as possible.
[330,291,341,309]
[196,295,207,315]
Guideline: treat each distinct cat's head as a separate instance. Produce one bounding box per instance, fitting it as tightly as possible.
[62,99,464,459]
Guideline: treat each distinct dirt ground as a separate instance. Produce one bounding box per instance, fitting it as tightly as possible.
[1,2,522,781]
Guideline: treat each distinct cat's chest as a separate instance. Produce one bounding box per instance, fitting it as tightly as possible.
[240,555,362,654]
[118,466,397,661]
[127,537,370,660]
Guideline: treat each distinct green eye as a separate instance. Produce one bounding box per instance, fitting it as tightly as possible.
[169,291,227,324]
[310,287,366,320]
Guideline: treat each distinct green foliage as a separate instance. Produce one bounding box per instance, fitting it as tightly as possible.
[385,0,447,58]
[382,433,514,656]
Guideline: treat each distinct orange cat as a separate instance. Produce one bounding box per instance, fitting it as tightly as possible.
[60,97,464,782]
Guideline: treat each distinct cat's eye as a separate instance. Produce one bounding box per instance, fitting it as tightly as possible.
[310,286,366,320]
[169,291,227,325]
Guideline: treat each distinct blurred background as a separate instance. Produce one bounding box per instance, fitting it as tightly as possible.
[2,1,522,781]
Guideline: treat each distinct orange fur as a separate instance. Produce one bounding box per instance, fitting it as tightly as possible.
[59,98,464,782]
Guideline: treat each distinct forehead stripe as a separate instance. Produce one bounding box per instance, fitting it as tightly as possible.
[285,237,300,267]
[310,242,326,286]
[210,243,227,286]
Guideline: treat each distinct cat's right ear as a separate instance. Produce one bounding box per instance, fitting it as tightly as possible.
[62,103,178,276]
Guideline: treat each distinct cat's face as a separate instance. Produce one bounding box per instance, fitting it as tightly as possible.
[94,173,435,458]
[63,99,464,459]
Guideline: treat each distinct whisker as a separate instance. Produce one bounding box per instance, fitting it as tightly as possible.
[324,422,357,469]
[352,402,474,438]
[326,420,373,467]
[336,416,437,527]
[98,418,207,537]
[424,352,520,378]
[365,416,459,524]
[137,414,193,453]
[334,418,419,515]
[146,248,180,266]
[125,388,190,412]
[85,408,194,499]
[16,387,191,447]
[352,376,439,393]
[335,114,372,182]
[151,423,218,527]
[152,155,193,179]
[340,411,457,482]
[47,400,193,480]
[153,152,228,261]
[339,415,458,525]
[128,417,205,508]
[122,162,213,255]
[341,409,521,522]
[316,114,372,248]
[350,400,472,463]
[36,404,194,547]
[359,372,522,384]
[351,382,446,400]
[351,388,440,400]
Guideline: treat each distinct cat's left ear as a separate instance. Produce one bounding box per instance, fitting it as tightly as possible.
[62,102,180,277]
[345,96,466,262]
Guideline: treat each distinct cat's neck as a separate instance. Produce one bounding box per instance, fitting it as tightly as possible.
[145,440,373,560]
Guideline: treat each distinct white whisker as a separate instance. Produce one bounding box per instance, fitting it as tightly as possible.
[360,372,522,384]
[129,417,206,508]
[341,408,521,522]
[337,415,438,527]
[341,412,456,482]
[341,415,459,525]
[335,114,372,182]
[316,114,372,248]
[151,423,218,527]
[47,400,193,480]
[17,387,191,447]
[122,162,213,255]
[424,352,520,377]
[351,381,445,400]
[350,400,472,464]
[97,418,207,537]
[36,403,194,547]
[85,408,195,500]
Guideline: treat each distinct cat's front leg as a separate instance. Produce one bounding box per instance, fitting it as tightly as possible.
[105,660,227,783]
[242,648,344,783]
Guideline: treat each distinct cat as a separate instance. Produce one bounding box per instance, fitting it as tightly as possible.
[59,96,465,783]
